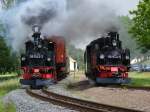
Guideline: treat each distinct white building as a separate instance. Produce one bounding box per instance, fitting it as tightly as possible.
[131,58,138,64]
[69,57,78,72]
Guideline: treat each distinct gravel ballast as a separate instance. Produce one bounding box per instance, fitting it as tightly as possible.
[3,89,77,112]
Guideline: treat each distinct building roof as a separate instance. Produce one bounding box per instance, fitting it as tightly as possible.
[69,56,77,63]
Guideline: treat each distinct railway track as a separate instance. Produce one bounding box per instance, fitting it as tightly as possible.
[26,88,143,112]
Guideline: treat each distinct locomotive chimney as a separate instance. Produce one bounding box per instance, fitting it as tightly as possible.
[108,31,119,40]
[31,25,43,47]
[32,25,41,39]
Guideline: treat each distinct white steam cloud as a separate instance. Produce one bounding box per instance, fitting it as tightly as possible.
[0,0,120,51]
[0,0,66,51]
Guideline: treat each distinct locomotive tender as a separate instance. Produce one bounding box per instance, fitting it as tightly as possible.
[84,32,131,85]
[20,25,69,88]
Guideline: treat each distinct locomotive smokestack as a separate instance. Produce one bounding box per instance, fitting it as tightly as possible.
[32,25,41,39]
[31,25,43,47]
[108,32,119,39]
[32,25,41,34]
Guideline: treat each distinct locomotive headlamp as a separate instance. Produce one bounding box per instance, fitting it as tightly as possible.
[100,54,104,59]
[112,40,117,46]
[47,58,51,61]
[21,57,26,61]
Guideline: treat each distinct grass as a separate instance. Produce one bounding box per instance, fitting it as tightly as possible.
[0,73,17,77]
[0,73,18,82]
[140,60,150,65]
[129,72,150,87]
[0,77,20,112]
[0,101,16,112]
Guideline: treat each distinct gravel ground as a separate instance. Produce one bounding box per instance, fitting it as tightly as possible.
[76,86,150,112]
[48,73,150,112]
[47,76,81,99]
[61,72,150,112]
[3,89,77,112]
[3,72,150,112]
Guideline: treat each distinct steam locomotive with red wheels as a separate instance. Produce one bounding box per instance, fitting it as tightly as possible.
[20,25,69,88]
[84,32,131,85]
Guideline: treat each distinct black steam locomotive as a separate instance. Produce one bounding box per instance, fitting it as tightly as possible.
[20,25,68,88]
[84,32,130,85]
[21,26,54,68]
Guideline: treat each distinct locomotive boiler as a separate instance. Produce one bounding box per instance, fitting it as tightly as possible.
[84,32,131,85]
[20,25,69,88]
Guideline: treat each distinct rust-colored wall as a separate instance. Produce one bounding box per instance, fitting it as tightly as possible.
[48,36,66,64]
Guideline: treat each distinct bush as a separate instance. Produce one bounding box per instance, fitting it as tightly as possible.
[0,37,19,74]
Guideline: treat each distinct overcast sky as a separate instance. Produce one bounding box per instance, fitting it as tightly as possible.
[93,0,140,16]
[0,0,140,16]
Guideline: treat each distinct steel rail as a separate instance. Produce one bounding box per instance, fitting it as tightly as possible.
[26,88,143,112]
[26,88,107,112]
[42,89,143,112]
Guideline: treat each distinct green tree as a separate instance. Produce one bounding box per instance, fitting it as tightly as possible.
[0,37,19,73]
[1,0,16,9]
[130,0,150,50]
[119,16,141,57]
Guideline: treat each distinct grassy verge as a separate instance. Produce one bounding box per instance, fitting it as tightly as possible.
[0,73,18,82]
[140,60,150,64]
[0,101,16,112]
[0,78,20,112]
[0,73,18,77]
[129,72,150,87]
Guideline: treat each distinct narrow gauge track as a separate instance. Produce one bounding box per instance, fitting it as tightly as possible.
[26,88,143,112]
